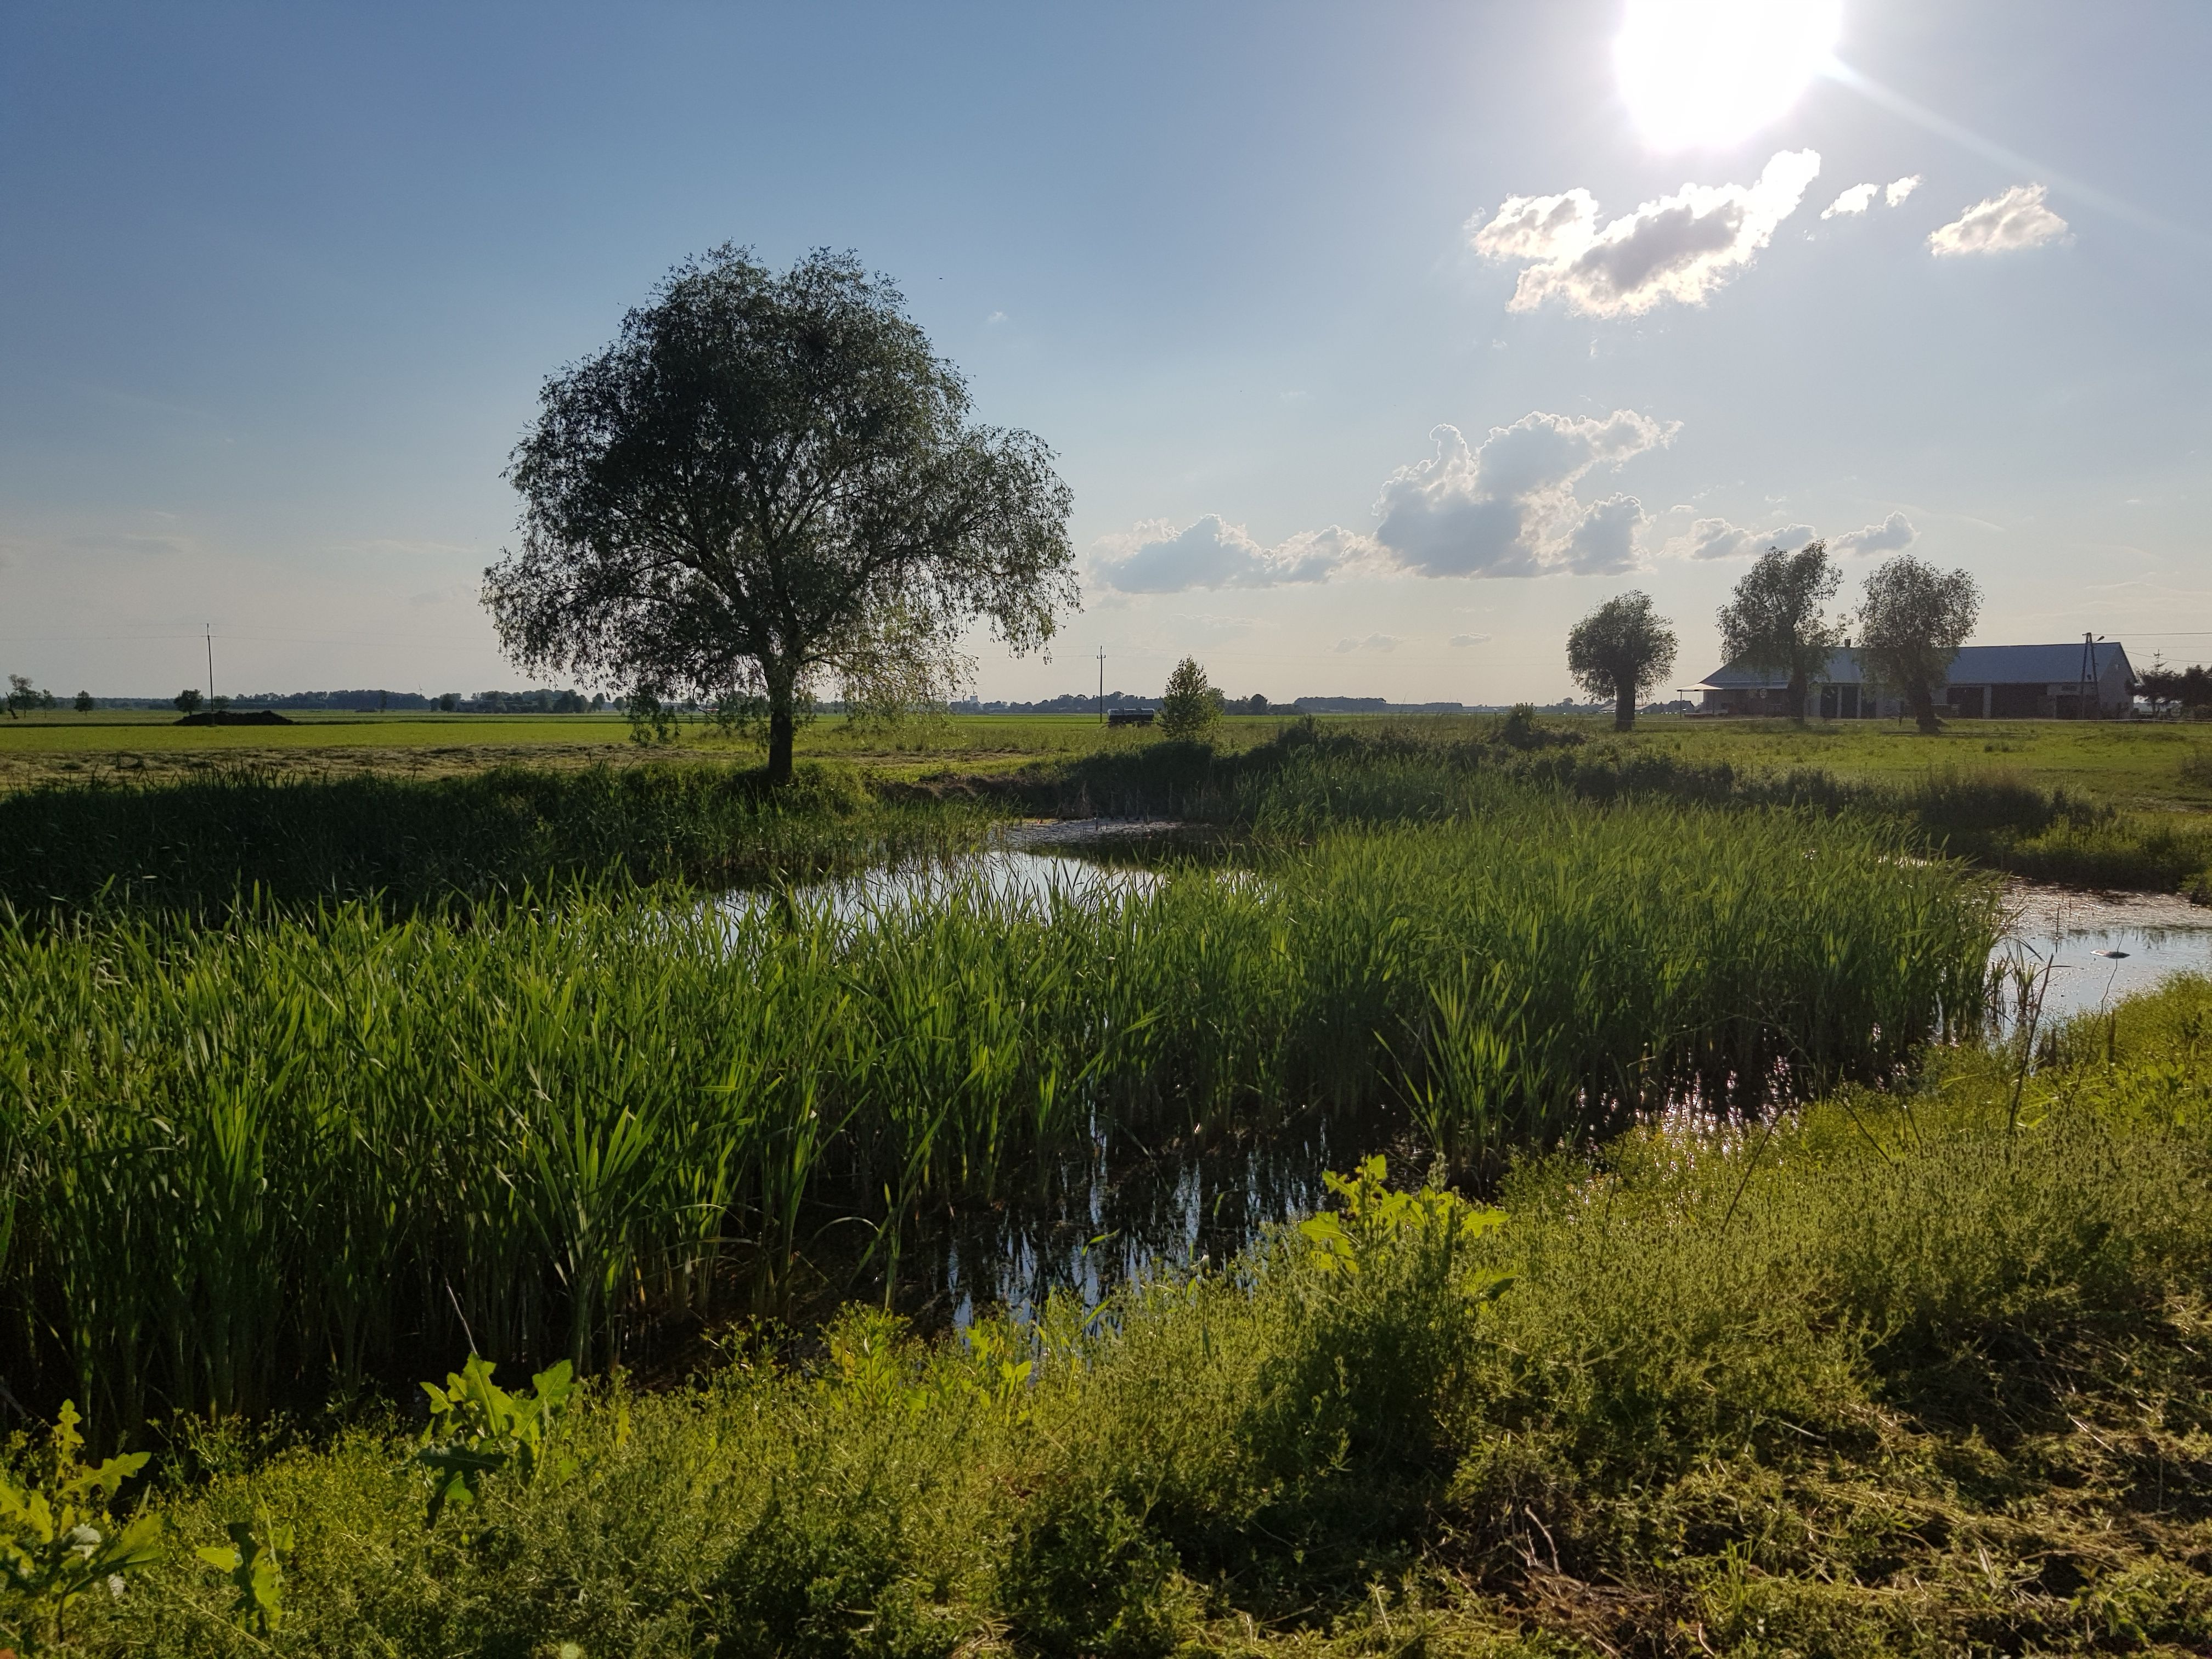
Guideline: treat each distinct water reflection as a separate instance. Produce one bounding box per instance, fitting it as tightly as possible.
[1994,883,2212,1028]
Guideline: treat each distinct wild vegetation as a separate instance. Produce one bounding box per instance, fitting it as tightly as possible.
[6,712,2206,915]
[4,710,2209,1654]
[0,760,991,915]
[0,791,1990,1439]
[27,976,2212,1657]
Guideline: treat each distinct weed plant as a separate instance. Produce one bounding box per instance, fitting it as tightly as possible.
[0,799,1992,1438]
[51,978,2212,1658]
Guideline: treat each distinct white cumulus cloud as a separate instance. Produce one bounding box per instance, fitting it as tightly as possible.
[1334,633,1398,653]
[1373,411,1675,578]
[1090,516,1376,594]
[1824,175,1921,218]
[1664,517,1819,561]
[1928,184,2069,257]
[1471,149,1821,318]
[1832,511,1917,555]
[1448,633,1493,648]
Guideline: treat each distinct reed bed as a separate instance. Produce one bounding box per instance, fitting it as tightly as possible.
[0,798,1995,1435]
[0,759,991,916]
[65,979,2212,1659]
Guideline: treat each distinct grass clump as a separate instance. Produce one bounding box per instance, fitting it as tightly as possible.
[45,978,2212,1658]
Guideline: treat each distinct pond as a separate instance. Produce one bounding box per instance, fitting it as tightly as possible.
[716,829,2212,1324]
[1997,882,2212,1026]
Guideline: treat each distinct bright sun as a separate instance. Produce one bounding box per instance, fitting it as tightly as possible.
[1614,0,1842,152]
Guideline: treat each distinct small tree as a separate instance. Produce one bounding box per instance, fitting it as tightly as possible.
[487,246,1076,784]
[1565,591,1677,731]
[1716,541,1841,723]
[73,690,93,713]
[1158,657,1220,739]
[1855,554,1980,733]
[2137,657,2181,716]
[173,687,203,715]
[4,675,40,719]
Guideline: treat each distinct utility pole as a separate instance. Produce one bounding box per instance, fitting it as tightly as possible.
[1097,646,1106,724]
[205,623,216,706]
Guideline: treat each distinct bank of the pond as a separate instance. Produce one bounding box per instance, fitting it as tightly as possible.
[0,759,998,916]
[42,978,2212,1659]
[0,800,1992,1438]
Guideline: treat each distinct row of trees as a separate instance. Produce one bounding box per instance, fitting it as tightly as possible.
[4,677,94,718]
[1567,543,1982,732]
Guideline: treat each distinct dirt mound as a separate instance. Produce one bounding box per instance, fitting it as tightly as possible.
[172,709,296,726]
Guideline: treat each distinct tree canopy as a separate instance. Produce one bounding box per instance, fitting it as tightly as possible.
[1855,555,1980,733]
[1716,541,1840,723]
[1157,657,1221,740]
[486,246,1077,781]
[1565,591,1677,731]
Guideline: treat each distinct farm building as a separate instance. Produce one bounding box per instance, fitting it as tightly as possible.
[1695,639,2135,720]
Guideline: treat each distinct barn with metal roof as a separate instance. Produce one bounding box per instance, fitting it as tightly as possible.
[1694,639,2134,719]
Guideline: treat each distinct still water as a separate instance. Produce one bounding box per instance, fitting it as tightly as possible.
[713,833,2211,1321]
[1998,882,2212,1024]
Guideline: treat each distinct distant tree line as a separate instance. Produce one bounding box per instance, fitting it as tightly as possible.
[2135,662,2212,714]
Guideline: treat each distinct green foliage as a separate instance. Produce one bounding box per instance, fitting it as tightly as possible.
[0,759,986,917]
[488,245,1075,783]
[1564,590,1676,728]
[52,990,2212,1652]
[416,1356,579,1525]
[4,678,53,721]
[193,1514,290,1636]
[1715,540,1841,717]
[0,1403,160,1655]
[0,797,1992,1435]
[623,687,680,746]
[1856,552,1982,730]
[1156,656,1220,740]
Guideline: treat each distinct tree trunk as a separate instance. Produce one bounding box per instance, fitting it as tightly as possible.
[1614,683,1636,732]
[1788,667,1809,724]
[1909,682,1943,734]
[766,674,796,783]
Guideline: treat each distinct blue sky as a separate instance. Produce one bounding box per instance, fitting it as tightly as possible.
[3,1,2207,703]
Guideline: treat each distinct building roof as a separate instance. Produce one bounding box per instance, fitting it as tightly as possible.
[1698,641,2132,691]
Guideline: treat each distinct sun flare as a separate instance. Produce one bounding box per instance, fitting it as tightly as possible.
[1615,0,1842,151]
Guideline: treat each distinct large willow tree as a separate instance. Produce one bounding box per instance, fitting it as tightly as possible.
[486,246,1077,782]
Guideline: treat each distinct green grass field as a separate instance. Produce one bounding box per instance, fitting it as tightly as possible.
[5,709,2212,1656]
[0,710,1300,788]
[9,707,2211,805]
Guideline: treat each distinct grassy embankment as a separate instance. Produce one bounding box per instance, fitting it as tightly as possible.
[34,977,2212,1658]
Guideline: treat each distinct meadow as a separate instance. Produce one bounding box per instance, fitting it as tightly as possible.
[0,794,1991,1437]
[4,710,2210,1656]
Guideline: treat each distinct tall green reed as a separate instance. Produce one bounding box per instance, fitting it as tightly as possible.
[0,795,1995,1438]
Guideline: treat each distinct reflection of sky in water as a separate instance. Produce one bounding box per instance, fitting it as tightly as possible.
[1996,883,2212,1024]
[721,837,1167,927]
